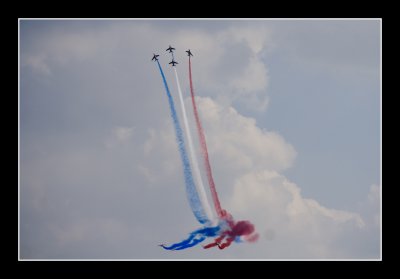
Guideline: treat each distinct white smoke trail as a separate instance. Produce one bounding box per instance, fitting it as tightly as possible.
[173,67,215,223]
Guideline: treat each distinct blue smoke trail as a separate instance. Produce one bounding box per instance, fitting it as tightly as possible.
[156,60,209,225]
[160,225,221,250]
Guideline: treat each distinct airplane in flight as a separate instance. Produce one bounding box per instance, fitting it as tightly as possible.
[166,45,175,53]
[169,59,178,67]
[186,49,193,57]
[151,54,159,61]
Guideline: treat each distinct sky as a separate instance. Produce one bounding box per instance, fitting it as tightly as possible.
[19,19,381,259]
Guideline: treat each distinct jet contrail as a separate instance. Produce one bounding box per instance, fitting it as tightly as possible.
[188,55,224,218]
[155,60,209,225]
[172,66,215,223]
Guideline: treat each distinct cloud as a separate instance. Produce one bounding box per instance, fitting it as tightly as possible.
[51,218,130,247]
[23,54,51,75]
[140,95,297,203]
[196,97,296,173]
[230,169,364,228]
[368,184,379,204]
[20,21,272,112]
[138,96,376,258]
[174,25,271,111]
[114,126,134,141]
[21,22,106,74]
[228,169,378,258]
[105,126,135,148]
[359,184,380,228]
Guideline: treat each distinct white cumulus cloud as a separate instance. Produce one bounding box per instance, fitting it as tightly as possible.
[140,96,371,258]
[229,170,367,258]
[196,97,296,174]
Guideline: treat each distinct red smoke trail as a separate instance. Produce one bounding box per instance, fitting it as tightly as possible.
[188,55,259,249]
[188,56,224,219]
[203,220,258,249]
